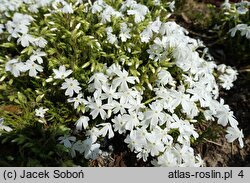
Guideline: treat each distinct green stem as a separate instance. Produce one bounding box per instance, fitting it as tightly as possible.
[143,96,158,105]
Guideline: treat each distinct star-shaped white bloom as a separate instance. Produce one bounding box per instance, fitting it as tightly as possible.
[34,37,47,48]
[119,22,131,42]
[157,69,175,86]
[144,135,164,156]
[87,97,108,120]
[17,34,35,47]
[5,59,26,77]
[35,107,48,118]
[89,72,108,89]
[111,114,126,134]
[215,100,238,128]
[127,4,149,23]
[226,127,244,148]
[91,0,104,14]
[29,49,47,64]
[123,112,141,131]
[61,2,74,14]
[61,77,81,97]
[53,65,73,79]
[112,69,139,91]
[101,85,119,103]
[67,93,85,109]
[82,137,100,159]
[75,116,89,131]
[58,135,76,148]
[97,123,114,139]
[25,59,43,77]
[144,101,165,129]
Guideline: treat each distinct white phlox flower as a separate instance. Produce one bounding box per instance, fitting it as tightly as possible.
[35,107,49,118]
[61,77,81,97]
[53,65,73,79]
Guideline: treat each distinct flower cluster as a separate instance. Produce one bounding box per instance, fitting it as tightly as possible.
[0,0,244,167]
[229,24,250,39]
[221,0,250,39]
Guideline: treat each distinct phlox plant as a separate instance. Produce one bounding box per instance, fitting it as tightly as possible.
[211,0,250,63]
[0,0,244,166]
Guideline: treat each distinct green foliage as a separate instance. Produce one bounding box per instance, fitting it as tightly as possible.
[208,2,250,65]
[0,124,77,166]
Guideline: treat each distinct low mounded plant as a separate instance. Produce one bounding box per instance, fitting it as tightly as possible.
[0,0,244,166]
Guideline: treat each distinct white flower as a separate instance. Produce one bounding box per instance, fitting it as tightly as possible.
[127,3,149,23]
[71,140,85,157]
[100,6,122,23]
[87,97,108,120]
[119,22,131,42]
[61,3,73,14]
[107,33,118,45]
[157,69,175,86]
[226,127,244,148]
[53,65,73,79]
[124,132,143,151]
[61,78,81,97]
[6,13,33,38]
[89,72,108,89]
[97,123,114,139]
[112,69,139,91]
[237,6,248,15]
[215,100,238,128]
[34,37,48,48]
[35,107,48,118]
[219,75,234,90]
[108,98,131,115]
[17,34,35,47]
[153,0,161,6]
[58,135,76,148]
[0,118,12,132]
[144,134,164,156]
[240,25,250,39]
[228,26,238,37]
[75,116,89,131]
[112,114,126,134]
[144,101,165,129]
[221,0,231,10]
[136,148,150,162]
[122,112,141,131]
[82,137,100,159]
[0,24,4,34]
[29,49,47,64]
[25,60,44,77]
[150,17,162,33]
[156,151,178,167]
[68,93,85,109]
[170,116,199,144]
[5,59,26,77]
[86,127,100,142]
[91,0,104,14]
[229,24,248,38]
[140,27,153,43]
[101,85,118,103]
[168,1,175,12]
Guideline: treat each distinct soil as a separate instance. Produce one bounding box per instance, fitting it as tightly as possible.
[174,0,250,167]
[200,74,250,167]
